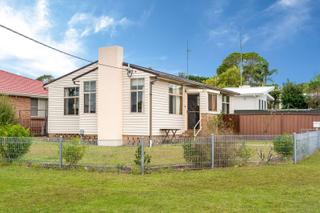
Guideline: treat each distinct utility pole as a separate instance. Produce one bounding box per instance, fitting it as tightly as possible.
[239,31,243,86]
[186,40,191,78]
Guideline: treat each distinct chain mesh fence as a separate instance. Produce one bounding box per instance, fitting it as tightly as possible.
[0,135,294,174]
[294,130,320,163]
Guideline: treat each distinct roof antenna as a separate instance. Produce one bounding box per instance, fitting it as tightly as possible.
[186,40,191,78]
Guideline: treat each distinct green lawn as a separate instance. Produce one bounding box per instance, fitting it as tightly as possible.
[1,151,320,212]
[20,140,277,167]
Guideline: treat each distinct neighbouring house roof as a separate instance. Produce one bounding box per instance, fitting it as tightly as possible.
[224,86,274,100]
[50,60,238,95]
[0,70,48,98]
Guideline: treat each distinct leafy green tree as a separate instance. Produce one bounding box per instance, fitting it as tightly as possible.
[281,80,308,109]
[217,52,277,86]
[0,96,16,125]
[36,74,54,83]
[269,85,281,109]
[204,66,241,88]
[305,74,320,109]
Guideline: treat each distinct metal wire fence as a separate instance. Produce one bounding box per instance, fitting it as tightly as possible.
[0,135,300,174]
[294,130,320,163]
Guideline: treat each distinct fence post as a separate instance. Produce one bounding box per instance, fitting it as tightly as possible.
[293,133,297,164]
[211,134,215,168]
[140,140,144,175]
[59,136,63,168]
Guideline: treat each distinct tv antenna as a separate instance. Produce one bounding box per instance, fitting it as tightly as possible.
[186,40,191,78]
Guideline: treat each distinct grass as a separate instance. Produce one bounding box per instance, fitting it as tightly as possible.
[20,139,278,167]
[1,151,320,212]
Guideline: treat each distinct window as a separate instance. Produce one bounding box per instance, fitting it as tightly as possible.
[64,87,79,115]
[84,81,96,113]
[31,98,38,116]
[131,78,144,113]
[259,100,262,110]
[222,95,230,114]
[169,85,182,115]
[208,93,217,111]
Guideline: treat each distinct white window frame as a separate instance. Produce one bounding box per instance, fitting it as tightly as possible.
[84,81,96,114]
[130,78,144,113]
[64,87,79,115]
[169,84,183,115]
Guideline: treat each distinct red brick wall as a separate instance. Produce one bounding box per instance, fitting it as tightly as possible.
[8,96,31,119]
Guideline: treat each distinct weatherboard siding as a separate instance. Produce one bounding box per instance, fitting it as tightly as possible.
[78,70,98,135]
[122,68,152,136]
[47,63,97,134]
[152,80,186,135]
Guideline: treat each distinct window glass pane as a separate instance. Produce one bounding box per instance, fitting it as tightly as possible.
[208,94,212,111]
[84,94,89,113]
[138,91,143,112]
[137,79,144,90]
[169,95,174,114]
[31,99,38,116]
[91,81,96,92]
[131,92,137,112]
[75,98,79,115]
[84,82,90,92]
[90,93,96,113]
[131,79,143,90]
[169,86,173,94]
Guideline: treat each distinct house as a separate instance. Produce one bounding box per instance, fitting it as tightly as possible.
[0,70,48,134]
[44,46,238,146]
[224,85,275,113]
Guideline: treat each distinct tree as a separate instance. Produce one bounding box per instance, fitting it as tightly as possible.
[0,95,16,125]
[281,80,308,109]
[204,66,241,88]
[36,74,54,83]
[305,74,320,109]
[217,52,277,86]
[178,72,209,83]
[269,85,281,109]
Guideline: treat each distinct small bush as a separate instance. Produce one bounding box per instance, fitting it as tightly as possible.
[134,144,151,169]
[183,141,211,166]
[62,137,85,166]
[0,124,31,162]
[183,140,238,168]
[273,134,293,158]
[0,96,16,125]
[236,143,252,166]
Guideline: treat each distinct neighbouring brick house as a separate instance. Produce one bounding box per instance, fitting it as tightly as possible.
[0,70,48,135]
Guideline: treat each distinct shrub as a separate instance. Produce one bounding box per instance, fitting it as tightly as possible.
[0,124,31,162]
[62,137,85,166]
[273,134,294,158]
[183,141,211,167]
[134,144,151,168]
[0,96,16,125]
[236,143,252,166]
[183,140,238,168]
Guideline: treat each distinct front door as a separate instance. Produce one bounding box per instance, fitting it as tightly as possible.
[188,94,200,129]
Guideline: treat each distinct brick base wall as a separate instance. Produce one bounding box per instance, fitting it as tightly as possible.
[48,133,98,144]
[199,113,219,136]
[8,96,31,119]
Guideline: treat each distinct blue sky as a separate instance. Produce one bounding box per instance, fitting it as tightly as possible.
[0,0,319,84]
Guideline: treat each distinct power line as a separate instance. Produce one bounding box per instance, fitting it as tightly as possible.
[0,24,126,71]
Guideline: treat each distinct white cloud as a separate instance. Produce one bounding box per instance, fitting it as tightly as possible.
[68,12,131,38]
[258,0,311,49]
[0,0,131,78]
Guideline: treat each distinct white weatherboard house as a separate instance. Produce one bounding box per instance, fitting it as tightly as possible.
[44,46,237,146]
[224,86,275,113]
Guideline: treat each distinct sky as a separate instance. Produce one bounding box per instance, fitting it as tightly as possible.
[0,0,319,85]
